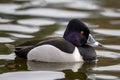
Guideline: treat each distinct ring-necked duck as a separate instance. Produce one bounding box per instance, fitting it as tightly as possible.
[6,19,102,62]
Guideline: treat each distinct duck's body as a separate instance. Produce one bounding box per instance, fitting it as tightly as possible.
[6,19,102,62]
[26,37,83,62]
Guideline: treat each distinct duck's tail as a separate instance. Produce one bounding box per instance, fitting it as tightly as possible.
[5,44,16,51]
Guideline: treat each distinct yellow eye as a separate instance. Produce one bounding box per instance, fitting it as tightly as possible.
[80,31,84,35]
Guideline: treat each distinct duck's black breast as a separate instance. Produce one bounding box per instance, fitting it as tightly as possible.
[15,37,75,59]
[78,45,96,61]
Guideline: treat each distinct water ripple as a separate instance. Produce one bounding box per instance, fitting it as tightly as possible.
[0,53,15,60]
[0,4,20,13]
[0,37,14,43]
[8,33,34,38]
[15,8,90,18]
[93,64,120,71]
[93,29,120,36]
[90,74,118,80]
[17,18,55,26]
[104,45,120,50]
[101,9,120,17]
[0,24,40,33]
[65,0,99,10]
[45,0,73,4]
[0,71,64,80]
[96,50,120,59]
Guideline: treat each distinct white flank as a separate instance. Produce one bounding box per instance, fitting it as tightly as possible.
[27,45,83,62]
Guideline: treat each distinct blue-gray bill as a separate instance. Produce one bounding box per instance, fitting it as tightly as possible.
[87,34,103,47]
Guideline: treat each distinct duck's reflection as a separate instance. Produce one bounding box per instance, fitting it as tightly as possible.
[27,61,83,72]
[62,62,96,80]
[13,57,96,80]
[27,60,96,80]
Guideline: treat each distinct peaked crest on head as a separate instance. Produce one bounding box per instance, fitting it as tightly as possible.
[63,19,90,39]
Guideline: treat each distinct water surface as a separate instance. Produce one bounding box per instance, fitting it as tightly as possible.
[0,0,120,80]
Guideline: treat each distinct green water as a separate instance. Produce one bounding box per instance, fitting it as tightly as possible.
[0,0,120,80]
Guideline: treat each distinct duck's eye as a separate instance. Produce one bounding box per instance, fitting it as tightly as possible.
[80,31,84,35]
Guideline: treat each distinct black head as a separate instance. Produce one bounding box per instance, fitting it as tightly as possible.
[63,19,90,47]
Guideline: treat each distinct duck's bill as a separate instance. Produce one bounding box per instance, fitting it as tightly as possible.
[87,34,103,47]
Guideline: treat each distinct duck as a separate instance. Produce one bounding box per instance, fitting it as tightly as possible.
[6,19,102,62]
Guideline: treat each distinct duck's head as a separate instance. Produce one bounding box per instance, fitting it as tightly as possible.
[63,19,102,47]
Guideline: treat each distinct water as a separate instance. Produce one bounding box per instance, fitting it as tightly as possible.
[0,0,120,80]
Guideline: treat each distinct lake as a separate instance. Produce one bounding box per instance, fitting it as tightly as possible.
[0,0,120,80]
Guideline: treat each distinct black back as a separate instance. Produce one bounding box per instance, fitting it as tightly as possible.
[15,37,75,59]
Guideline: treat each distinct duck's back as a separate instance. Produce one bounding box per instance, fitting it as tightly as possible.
[15,37,76,60]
